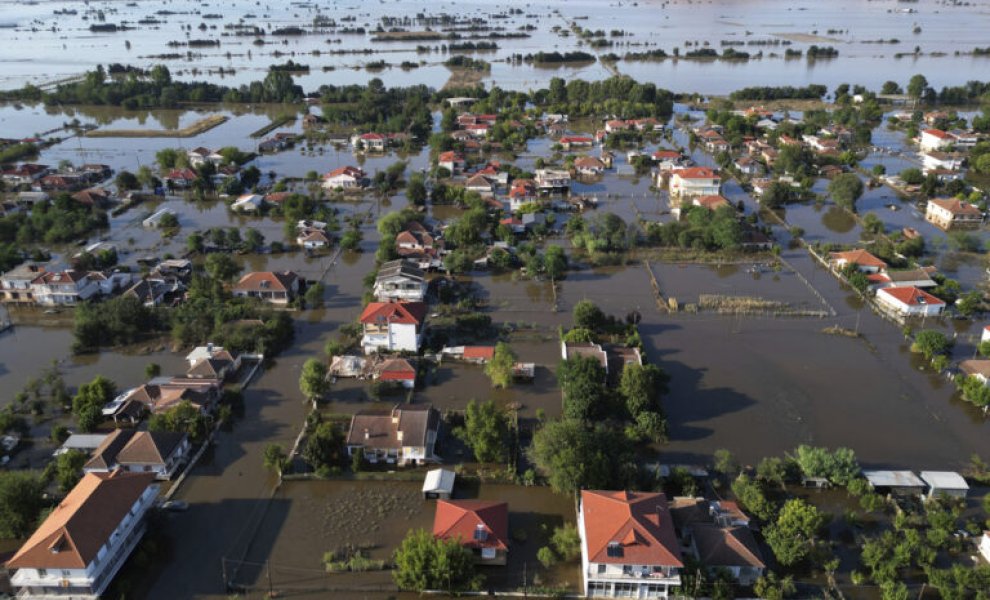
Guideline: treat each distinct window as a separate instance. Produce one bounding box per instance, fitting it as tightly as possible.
[606,542,623,558]
[38,569,47,578]
[622,564,632,575]
[597,564,606,575]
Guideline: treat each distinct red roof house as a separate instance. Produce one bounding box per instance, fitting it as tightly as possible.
[433,500,509,564]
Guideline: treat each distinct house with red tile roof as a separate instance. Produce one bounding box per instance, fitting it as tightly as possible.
[441,345,496,364]
[232,271,301,305]
[433,500,509,565]
[669,167,721,198]
[925,197,983,230]
[689,524,765,585]
[359,301,428,353]
[30,270,99,306]
[6,471,159,599]
[374,357,417,389]
[323,165,367,190]
[438,151,466,174]
[829,249,888,274]
[559,136,594,150]
[876,286,945,317]
[919,128,953,152]
[578,490,683,598]
[352,132,387,152]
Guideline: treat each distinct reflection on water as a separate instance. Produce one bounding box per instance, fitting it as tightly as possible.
[822,205,857,234]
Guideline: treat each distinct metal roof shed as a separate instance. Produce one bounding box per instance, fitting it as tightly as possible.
[423,468,456,500]
[863,470,926,493]
[919,471,969,498]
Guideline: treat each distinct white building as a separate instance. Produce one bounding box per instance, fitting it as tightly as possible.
[919,129,954,152]
[7,471,159,599]
[31,270,99,306]
[373,259,427,302]
[578,490,683,598]
[535,169,571,191]
[669,167,721,198]
[979,531,990,563]
[919,471,969,499]
[875,286,945,317]
[231,194,265,212]
[322,166,366,189]
[359,301,427,354]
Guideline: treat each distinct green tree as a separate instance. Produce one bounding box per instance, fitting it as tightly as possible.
[713,449,738,478]
[530,419,632,494]
[299,358,328,401]
[147,400,209,442]
[761,181,792,209]
[263,443,288,474]
[304,282,325,308]
[303,421,345,471]
[765,498,827,566]
[550,523,582,560]
[243,228,265,253]
[907,74,928,102]
[731,474,777,521]
[392,529,481,592]
[72,375,116,432]
[407,172,427,206]
[0,471,47,538]
[619,363,667,417]
[828,173,865,212]
[186,231,204,254]
[911,329,952,360]
[792,445,860,485]
[484,342,516,389]
[204,253,239,282]
[115,170,140,191]
[46,449,87,493]
[456,399,510,463]
[753,572,796,600]
[145,362,161,379]
[544,245,568,282]
[573,299,606,332]
[557,356,607,421]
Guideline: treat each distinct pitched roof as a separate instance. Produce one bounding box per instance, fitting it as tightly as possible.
[693,195,731,210]
[691,524,765,569]
[346,404,439,448]
[377,358,417,381]
[325,166,365,179]
[233,271,299,293]
[923,128,951,140]
[433,500,509,551]
[877,286,945,307]
[673,167,719,180]
[117,431,186,465]
[829,249,887,269]
[6,471,155,569]
[465,173,493,189]
[929,197,982,217]
[959,359,990,379]
[463,346,495,360]
[359,301,428,326]
[580,490,683,567]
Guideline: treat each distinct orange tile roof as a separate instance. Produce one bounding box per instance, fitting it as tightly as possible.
[580,490,683,567]
[433,500,508,551]
[877,286,945,307]
[359,301,428,325]
[829,249,887,269]
[673,167,719,180]
[6,471,155,570]
[929,197,982,217]
[462,346,495,360]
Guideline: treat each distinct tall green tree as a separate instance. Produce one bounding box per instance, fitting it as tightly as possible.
[299,358,328,401]
[393,529,481,592]
[764,498,827,566]
[72,375,116,432]
[484,342,515,389]
[530,419,632,494]
[456,400,510,463]
[557,356,607,421]
[0,471,47,538]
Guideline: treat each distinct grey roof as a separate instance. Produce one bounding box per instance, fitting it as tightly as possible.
[58,434,109,452]
[347,404,439,449]
[376,259,425,282]
[919,471,969,491]
[885,269,935,283]
[863,470,925,488]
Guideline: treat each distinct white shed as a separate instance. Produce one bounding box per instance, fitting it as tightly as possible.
[422,468,456,500]
[919,471,969,499]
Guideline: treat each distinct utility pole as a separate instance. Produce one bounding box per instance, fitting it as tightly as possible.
[220,557,227,591]
[267,559,274,598]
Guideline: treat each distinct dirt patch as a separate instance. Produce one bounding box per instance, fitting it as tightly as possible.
[442,66,485,90]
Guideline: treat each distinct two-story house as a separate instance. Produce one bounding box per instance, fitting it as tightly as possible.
[0,263,46,304]
[83,430,191,480]
[535,169,571,192]
[322,166,367,190]
[669,167,721,198]
[578,490,683,599]
[345,404,440,465]
[925,198,983,230]
[359,301,428,354]
[31,270,99,306]
[6,471,159,599]
[373,260,427,302]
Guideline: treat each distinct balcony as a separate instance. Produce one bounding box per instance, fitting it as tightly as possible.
[586,569,680,584]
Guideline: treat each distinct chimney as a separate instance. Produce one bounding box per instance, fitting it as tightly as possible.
[363,428,370,440]
[207,342,214,354]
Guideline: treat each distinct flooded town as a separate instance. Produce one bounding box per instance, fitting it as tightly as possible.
[0,0,989,598]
